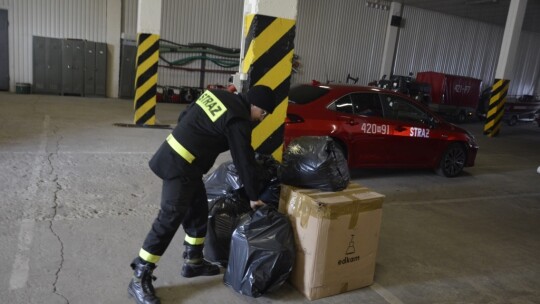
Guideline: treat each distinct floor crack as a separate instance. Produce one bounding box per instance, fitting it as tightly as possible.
[46,131,70,304]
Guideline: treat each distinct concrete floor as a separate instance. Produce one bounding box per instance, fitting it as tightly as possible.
[0,92,539,304]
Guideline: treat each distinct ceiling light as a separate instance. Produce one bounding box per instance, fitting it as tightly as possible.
[465,0,498,5]
[366,0,390,10]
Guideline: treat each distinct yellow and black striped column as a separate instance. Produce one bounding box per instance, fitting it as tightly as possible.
[483,79,510,137]
[243,14,296,161]
[134,33,160,125]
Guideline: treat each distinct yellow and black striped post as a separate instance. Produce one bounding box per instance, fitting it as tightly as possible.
[134,33,160,125]
[242,14,296,161]
[483,79,510,137]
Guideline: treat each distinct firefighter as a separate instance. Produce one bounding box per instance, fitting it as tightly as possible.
[128,85,276,304]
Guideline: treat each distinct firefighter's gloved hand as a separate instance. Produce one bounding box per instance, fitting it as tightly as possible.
[250,200,266,210]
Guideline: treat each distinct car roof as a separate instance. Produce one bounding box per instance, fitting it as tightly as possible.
[311,83,379,92]
[294,83,411,102]
[290,82,441,119]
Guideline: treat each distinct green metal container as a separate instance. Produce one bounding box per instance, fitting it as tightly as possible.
[15,83,31,94]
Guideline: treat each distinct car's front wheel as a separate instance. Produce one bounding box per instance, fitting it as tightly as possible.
[436,143,466,177]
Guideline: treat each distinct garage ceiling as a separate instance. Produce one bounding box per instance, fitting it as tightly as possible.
[401,0,540,33]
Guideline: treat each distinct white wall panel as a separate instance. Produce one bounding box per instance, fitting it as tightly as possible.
[121,0,137,40]
[122,0,389,89]
[5,0,538,95]
[121,0,242,88]
[395,5,540,96]
[7,0,108,89]
[121,0,539,94]
[394,6,503,89]
[511,31,540,96]
[293,0,389,86]
[158,0,243,88]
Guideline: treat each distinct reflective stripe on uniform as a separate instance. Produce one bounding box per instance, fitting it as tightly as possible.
[166,134,195,163]
[195,90,227,122]
[184,235,205,245]
[139,248,161,264]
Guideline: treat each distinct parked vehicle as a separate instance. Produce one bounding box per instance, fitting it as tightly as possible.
[368,73,431,105]
[415,72,482,123]
[285,82,479,177]
[476,87,491,121]
[503,95,540,126]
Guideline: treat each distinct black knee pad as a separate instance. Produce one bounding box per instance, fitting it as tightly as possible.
[158,199,188,224]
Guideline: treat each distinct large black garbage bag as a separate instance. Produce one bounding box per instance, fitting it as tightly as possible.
[204,155,281,207]
[203,155,281,265]
[223,205,295,297]
[254,154,281,208]
[279,136,350,191]
[203,161,243,205]
[258,178,280,208]
[204,193,251,266]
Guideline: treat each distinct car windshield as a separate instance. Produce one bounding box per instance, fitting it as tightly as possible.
[288,84,330,104]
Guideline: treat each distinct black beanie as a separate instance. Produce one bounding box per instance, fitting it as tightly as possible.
[247,85,276,114]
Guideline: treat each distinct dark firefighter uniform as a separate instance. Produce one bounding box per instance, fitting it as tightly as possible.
[138,89,262,264]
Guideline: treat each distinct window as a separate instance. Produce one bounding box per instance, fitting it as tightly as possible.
[333,95,354,114]
[288,84,330,104]
[350,93,383,117]
[382,95,430,124]
[332,93,383,116]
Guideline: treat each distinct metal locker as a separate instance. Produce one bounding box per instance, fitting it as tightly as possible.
[33,36,62,94]
[119,40,136,98]
[62,39,84,95]
[95,42,107,96]
[84,41,96,96]
[32,36,47,93]
[47,38,63,94]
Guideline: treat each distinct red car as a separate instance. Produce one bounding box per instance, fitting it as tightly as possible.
[284,83,479,177]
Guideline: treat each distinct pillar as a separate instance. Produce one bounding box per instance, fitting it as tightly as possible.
[133,0,162,125]
[240,0,298,161]
[484,0,527,137]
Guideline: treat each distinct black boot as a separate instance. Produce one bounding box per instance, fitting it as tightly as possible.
[128,258,161,304]
[181,245,220,278]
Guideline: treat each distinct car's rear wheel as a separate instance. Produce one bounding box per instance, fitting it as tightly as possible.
[436,143,466,177]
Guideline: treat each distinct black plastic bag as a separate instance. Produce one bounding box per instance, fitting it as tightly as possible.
[203,155,281,265]
[254,154,281,208]
[258,177,280,208]
[223,205,295,297]
[203,161,243,205]
[279,136,350,191]
[204,155,281,208]
[204,194,251,266]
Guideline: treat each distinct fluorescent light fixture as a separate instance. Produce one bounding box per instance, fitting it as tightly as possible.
[366,0,390,10]
[465,0,498,5]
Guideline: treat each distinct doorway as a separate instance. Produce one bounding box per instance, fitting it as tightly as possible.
[0,9,8,91]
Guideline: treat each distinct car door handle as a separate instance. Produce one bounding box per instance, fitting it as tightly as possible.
[395,126,406,132]
[338,116,359,125]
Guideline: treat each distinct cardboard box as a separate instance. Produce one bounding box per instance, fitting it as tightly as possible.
[279,183,384,300]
